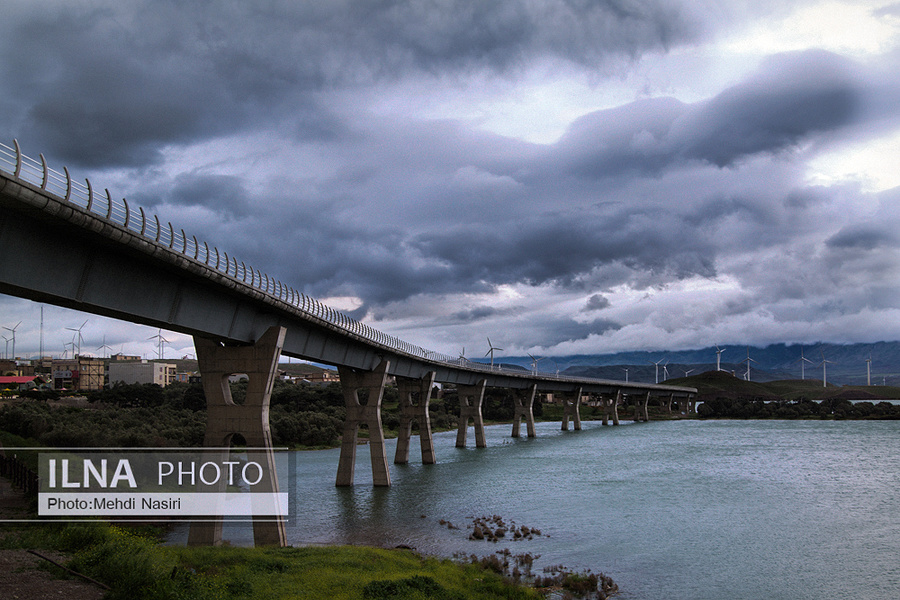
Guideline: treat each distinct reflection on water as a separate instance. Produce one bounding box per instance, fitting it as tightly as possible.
[169,420,900,600]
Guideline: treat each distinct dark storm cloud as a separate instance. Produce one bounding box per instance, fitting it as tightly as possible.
[583,294,611,311]
[130,47,888,312]
[555,50,863,178]
[826,225,899,250]
[528,316,622,347]
[451,306,503,322]
[677,51,860,166]
[0,0,704,168]
[167,173,250,213]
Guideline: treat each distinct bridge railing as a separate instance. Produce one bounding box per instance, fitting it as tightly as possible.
[0,140,692,391]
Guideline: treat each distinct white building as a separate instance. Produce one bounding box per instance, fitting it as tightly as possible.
[108,361,177,387]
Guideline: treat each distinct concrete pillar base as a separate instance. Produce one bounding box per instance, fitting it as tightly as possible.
[395,372,437,465]
[188,326,287,547]
[456,380,487,448]
[561,387,582,431]
[336,361,391,487]
[511,384,537,438]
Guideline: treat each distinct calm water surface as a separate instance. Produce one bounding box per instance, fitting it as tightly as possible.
[171,420,900,599]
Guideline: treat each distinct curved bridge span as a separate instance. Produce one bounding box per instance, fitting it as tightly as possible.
[1,141,695,545]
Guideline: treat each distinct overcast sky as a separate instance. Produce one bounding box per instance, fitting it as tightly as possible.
[2,0,900,363]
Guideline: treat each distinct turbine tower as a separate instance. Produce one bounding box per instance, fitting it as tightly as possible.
[866,356,872,387]
[715,345,725,371]
[66,320,88,357]
[743,347,757,381]
[795,347,813,380]
[820,352,834,388]
[528,353,545,375]
[650,359,664,384]
[97,335,113,359]
[485,337,503,371]
[622,367,629,382]
[2,321,21,360]
[147,329,171,360]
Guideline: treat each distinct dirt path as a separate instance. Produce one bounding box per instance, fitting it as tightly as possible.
[0,478,106,600]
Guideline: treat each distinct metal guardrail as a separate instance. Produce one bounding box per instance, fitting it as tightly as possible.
[0,140,693,391]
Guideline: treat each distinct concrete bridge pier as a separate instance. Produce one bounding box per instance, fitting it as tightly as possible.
[188,326,287,547]
[666,393,675,413]
[560,387,583,431]
[394,372,437,465]
[456,380,487,448]
[639,391,651,422]
[511,384,537,438]
[336,360,392,487]
[612,390,622,425]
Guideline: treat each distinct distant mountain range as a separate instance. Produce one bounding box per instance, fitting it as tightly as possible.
[480,342,900,386]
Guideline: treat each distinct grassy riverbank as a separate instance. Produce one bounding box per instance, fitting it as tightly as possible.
[1,521,542,600]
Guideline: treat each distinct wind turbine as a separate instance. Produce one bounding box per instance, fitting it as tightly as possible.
[795,347,813,380]
[458,347,466,366]
[97,335,113,359]
[1,335,10,360]
[820,351,834,388]
[147,329,171,360]
[715,345,725,371]
[66,320,88,357]
[743,347,757,381]
[650,359,664,384]
[2,321,21,360]
[528,353,545,375]
[485,338,503,371]
[683,368,695,377]
[866,355,872,387]
[662,361,670,381]
[622,367,629,382]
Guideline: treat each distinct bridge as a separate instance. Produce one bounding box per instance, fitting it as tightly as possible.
[0,140,696,545]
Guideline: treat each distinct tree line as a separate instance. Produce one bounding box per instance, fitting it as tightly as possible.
[697,397,900,419]
[0,380,549,449]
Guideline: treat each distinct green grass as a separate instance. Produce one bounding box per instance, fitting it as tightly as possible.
[1,522,540,600]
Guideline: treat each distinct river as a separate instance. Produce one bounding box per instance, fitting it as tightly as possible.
[169,419,900,599]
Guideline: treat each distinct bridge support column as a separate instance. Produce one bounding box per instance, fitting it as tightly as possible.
[511,384,537,438]
[394,372,436,465]
[666,393,674,413]
[189,326,287,547]
[336,361,391,487]
[561,387,583,431]
[612,390,622,426]
[456,380,487,448]
[640,391,651,422]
